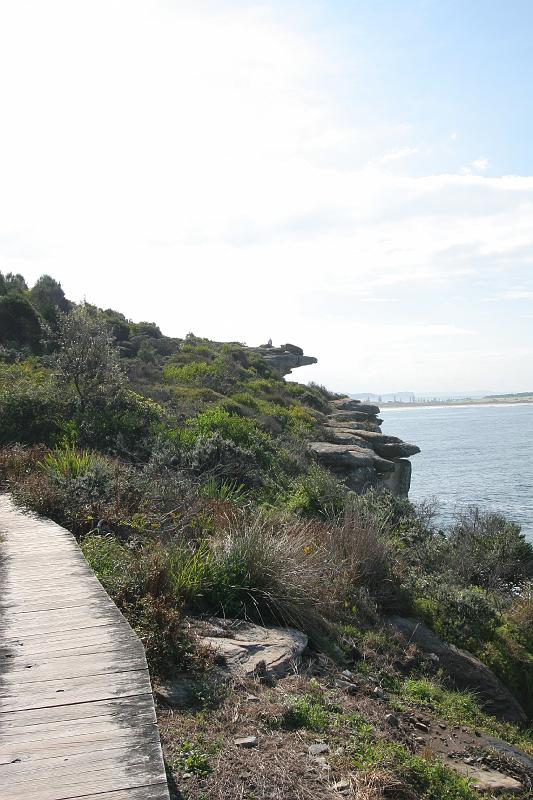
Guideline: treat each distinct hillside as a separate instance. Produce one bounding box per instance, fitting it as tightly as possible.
[1,271,533,798]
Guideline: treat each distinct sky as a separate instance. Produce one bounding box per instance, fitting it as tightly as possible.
[1,0,532,394]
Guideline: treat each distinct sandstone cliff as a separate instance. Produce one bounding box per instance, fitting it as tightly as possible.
[263,346,420,497]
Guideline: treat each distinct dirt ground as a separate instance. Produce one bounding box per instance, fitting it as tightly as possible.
[157,663,533,800]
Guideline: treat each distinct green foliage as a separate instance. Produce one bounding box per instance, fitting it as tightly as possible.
[75,389,164,457]
[412,584,500,651]
[173,740,211,776]
[447,507,533,592]
[397,678,533,753]
[57,305,125,405]
[39,443,102,480]
[200,477,249,504]
[185,407,271,458]
[283,693,331,732]
[285,463,349,517]
[29,274,70,328]
[83,537,197,675]
[0,362,71,446]
[0,293,43,352]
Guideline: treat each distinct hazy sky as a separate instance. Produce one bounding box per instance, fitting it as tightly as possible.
[1,0,532,393]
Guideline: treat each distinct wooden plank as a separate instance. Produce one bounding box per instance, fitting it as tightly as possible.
[0,695,156,734]
[70,786,170,800]
[0,494,169,799]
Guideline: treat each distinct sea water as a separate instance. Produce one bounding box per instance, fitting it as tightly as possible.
[381,403,533,541]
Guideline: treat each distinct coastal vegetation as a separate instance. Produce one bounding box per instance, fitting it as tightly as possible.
[1,271,533,797]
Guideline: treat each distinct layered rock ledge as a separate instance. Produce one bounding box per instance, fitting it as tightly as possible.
[311,396,420,497]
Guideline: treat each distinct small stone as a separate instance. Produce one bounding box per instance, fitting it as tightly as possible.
[234,736,258,748]
[414,736,425,743]
[340,669,354,681]
[415,721,429,733]
[385,713,399,727]
[334,779,351,793]
[245,694,260,702]
[439,723,447,730]
[308,743,330,757]
[372,687,384,698]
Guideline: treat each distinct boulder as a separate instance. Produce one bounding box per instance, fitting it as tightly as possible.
[309,442,394,473]
[194,618,308,678]
[389,616,527,725]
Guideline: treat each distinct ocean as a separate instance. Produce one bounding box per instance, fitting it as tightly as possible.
[381,403,533,541]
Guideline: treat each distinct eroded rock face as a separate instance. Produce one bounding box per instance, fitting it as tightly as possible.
[251,343,317,376]
[310,395,420,497]
[195,618,309,678]
[389,616,527,725]
[309,442,394,474]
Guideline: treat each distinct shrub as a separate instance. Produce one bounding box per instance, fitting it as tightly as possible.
[0,363,72,446]
[285,463,349,517]
[282,694,331,732]
[83,537,197,675]
[447,507,533,592]
[75,389,164,457]
[185,408,272,460]
[412,584,500,651]
[195,513,336,643]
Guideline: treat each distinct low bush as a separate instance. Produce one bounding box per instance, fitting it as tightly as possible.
[446,507,533,592]
[83,536,199,675]
[285,463,349,517]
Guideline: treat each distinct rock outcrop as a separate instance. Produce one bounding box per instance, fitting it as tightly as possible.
[390,616,527,725]
[312,396,420,497]
[195,618,308,678]
[248,346,420,498]
[252,343,318,376]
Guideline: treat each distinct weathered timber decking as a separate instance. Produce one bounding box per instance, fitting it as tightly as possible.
[0,495,170,800]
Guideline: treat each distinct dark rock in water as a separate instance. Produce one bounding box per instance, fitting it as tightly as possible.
[389,616,527,725]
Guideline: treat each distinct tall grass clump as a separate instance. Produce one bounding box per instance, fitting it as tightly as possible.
[39,442,98,480]
[197,512,337,643]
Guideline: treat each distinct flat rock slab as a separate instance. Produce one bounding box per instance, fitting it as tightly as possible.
[193,618,308,678]
[309,442,394,473]
[451,762,523,793]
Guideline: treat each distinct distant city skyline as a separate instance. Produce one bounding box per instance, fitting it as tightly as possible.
[1,1,532,393]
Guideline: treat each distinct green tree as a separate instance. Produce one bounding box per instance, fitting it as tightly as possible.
[30,274,70,328]
[57,305,125,406]
[0,294,43,352]
[4,272,28,293]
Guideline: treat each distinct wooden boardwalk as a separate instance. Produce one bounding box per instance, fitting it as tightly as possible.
[0,495,170,800]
